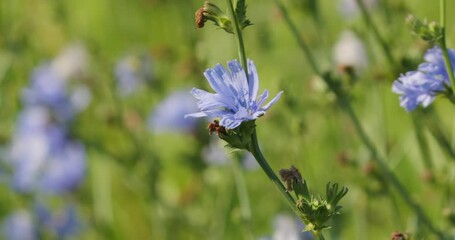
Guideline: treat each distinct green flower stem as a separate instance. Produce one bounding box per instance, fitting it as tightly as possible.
[355,0,396,71]
[313,230,326,240]
[423,107,455,160]
[274,0,322,77]
[275,1,445,238]
[439,0,455,96]
[411,114,434,173]
[226,0,249,80]
[338,97,444,239]
[230,152,254,240]
[225,0,302,233]
[248,129,297,209]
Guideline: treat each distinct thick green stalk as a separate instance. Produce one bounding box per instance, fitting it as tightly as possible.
[411,115,434,173]
[230,153,254,240]
[226,0,249,80]
[313,230,326,240]
[439,0,455,96]
[248,129,297,211]
[422,107,455,161]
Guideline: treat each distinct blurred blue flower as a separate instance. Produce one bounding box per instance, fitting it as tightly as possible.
[2,210,36,240]
[22,44,90,122]
[148,90,200,133]
[392,46,455,111]
[37,141,86,194]
[115,54,153,96]
[185,59,283,129]
[35,204,81,239]
[7,44,90,195]
[22,64,74,121]
[2,205,81,240]
[9,107,86,194]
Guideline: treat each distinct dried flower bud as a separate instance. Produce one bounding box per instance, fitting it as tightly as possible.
[207,119,227,135]
[279,165,302,192]
[391,231,408,240]
[194,1,233,33]
[195,8,206,28]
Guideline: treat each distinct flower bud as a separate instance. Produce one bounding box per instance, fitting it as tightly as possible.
[195,1,233,33]
[406,14,442,44]
[280,165,348,235]
[279,166,310,201]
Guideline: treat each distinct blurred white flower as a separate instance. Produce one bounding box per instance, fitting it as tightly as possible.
[51,43,88,80]
[272,214,303,240]
[338,0,377,19]
[242,152,259,170]
[202,138,230,166]
[333,30,368,73]
[2,210,35,240]
[70,85,92,112]
[202,137,259,169]
[260,214,314,240]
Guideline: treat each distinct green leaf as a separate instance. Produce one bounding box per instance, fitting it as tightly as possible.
[235,0,253,29]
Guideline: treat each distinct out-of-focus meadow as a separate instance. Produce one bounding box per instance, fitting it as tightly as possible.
[1,0,455,239]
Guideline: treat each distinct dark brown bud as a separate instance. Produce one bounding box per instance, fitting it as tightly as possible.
[337,64,355,76]
[195,7,206,28]
[391,231,407,240]
[207,119,226,135]
[279,165,302,192]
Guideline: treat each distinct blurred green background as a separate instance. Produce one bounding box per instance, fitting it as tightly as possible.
[1,0,455,239]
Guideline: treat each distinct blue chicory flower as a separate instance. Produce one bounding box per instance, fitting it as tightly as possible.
[148,90,201,133]
[185,59,283,129]
[392,46,455,111]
